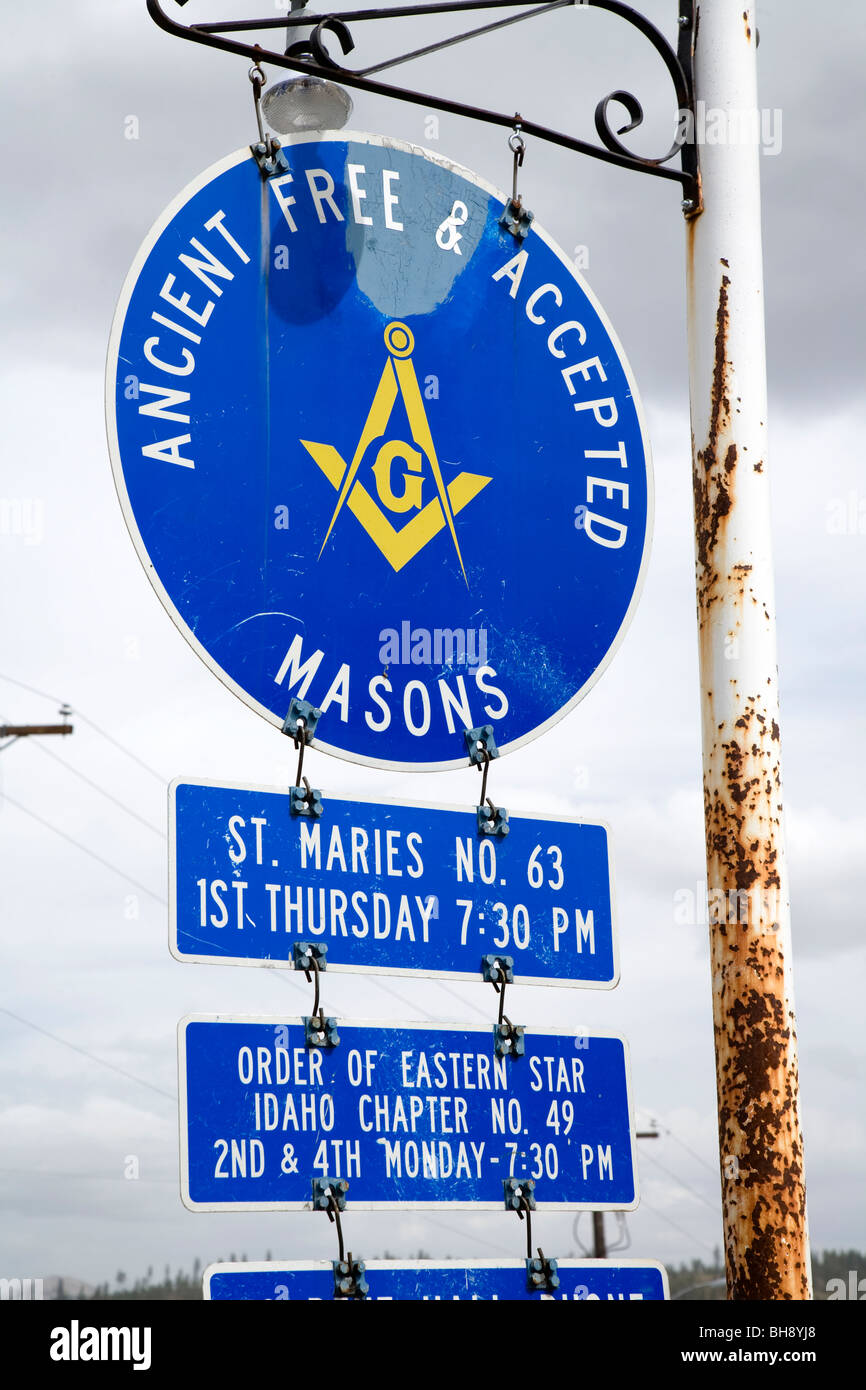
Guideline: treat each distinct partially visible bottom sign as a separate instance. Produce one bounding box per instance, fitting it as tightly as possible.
[204,1259,668,1301]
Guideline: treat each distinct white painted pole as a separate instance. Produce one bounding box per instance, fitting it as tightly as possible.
[683,1,811,1299]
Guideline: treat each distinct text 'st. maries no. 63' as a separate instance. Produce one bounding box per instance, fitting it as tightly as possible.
[106,135,652,769]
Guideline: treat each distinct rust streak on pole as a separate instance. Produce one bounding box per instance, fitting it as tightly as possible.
[684,1,810,1298]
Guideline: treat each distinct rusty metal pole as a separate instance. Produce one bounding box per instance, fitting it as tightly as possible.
[683,1,811,1299]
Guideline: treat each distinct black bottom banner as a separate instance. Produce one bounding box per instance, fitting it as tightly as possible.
[8,1294,857,1378]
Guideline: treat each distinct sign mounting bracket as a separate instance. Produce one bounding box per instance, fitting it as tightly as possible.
[283,699,324,817]
[504,1175,559,1289]
[146,0,701,211]
[312,1179,370,1298]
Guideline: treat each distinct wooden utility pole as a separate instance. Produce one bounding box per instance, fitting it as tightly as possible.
[0,706,74,750]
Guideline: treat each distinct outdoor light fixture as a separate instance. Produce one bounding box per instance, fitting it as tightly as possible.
[261,75,353,133]
[261,0,353,133]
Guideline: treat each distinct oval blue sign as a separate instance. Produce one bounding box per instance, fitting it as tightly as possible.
[107,135,652,770]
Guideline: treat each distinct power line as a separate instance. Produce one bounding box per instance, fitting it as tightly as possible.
[638,1110,719,1177]
[637,1198,720,1256]
[433,978,496,1023]
[0,1167,176,1184]
[371,976,441,1022]
[0,674,167,784]
[0,1007,176,1103]
[0,673,64,704]
[661,1126,719,1178]
[3,792,166,905]
[640,1151,719,1211]
[74,710,168,786]
[273,962,443,1024]
[423,1215,518,1258]
[26,738,166,839]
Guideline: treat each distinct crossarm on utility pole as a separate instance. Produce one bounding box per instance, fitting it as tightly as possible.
[0,725,73,738]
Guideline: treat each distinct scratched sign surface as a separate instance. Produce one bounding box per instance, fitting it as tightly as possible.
[179,1017,637,1211]
[204,1259,668,1302]
[170,779,617,987]
[107,134,652,769]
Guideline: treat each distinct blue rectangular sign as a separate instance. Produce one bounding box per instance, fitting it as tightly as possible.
[179,1017,637,1211]
[204,1259,668,1301]
[170,780,617,987]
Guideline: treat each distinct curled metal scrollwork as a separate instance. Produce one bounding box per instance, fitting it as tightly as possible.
[595,90,645,156]
[309,16,355,69]
[594,89,682,170]
[587,0,693,174]
[148,0,699,208]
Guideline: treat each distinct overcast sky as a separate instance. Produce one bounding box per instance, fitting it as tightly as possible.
[0,0,863,1292]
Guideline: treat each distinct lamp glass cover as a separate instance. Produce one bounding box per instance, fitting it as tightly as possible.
[261,77,353,133]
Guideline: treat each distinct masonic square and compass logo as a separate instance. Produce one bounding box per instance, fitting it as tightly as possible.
[107,135,651,767]
[300,322,492,581]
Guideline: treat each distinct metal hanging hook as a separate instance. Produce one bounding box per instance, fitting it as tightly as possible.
[500,119,534,240]
[248,62,289,175]
[495,973,507,1024]
[509,119,526,208]
[516,1194,533,1259]
[325,1191,346,1261]
[296,944,338,1048]
[482,954,523,1058]
[312,1179,369,1299]
[477,743,492,805]
[249,63,267,144]
[504,1178,537,1258]
[466,727,508,837]
[304,948,321,1016]
[293,718,307,787]
[283,700,324,818]
[504,1179,559,1291]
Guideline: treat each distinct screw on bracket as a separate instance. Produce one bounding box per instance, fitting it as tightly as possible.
[482,954,514,986]
[304,1013,340,1049]
[477,800,509,837]
[499,198,534,240]
[464,724,499,765]
[283,697,322,743]
[526,1249,560,1294]
[312,1177,349,1212]
[251,140,290,177]
[290,779,324,818]
[504,1177,536,1212]
[494,1018,525,1059]
[293,941,328,974]
[333,1256,369,1300]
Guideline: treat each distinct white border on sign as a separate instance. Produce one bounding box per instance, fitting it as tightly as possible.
[106,133,654,772]
[167,776,619,988]
[202,1258,670,1300]
[177,1013,640,1215]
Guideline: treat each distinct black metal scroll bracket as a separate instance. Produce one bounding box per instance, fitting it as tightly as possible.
[146,0,700,212]
[312,1179,370,1298]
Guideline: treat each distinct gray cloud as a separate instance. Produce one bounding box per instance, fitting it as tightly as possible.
[0,0,862,1291]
